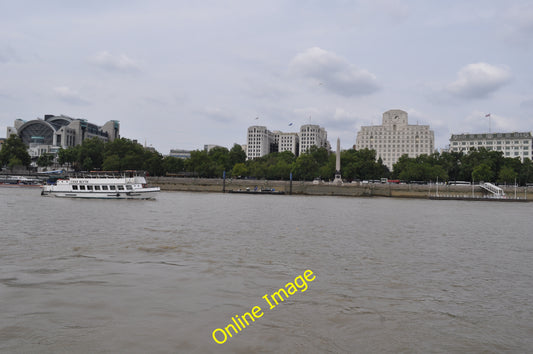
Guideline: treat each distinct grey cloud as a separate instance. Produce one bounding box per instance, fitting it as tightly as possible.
[0,45,20,63]
[446,62,511,99]
[290,47,380,97]
[89,51,140,72]
[53,86,90,106]
[520,98,533,109]
[200,107,234,124]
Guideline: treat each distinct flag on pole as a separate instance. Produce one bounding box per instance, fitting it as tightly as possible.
[485,113,491,117]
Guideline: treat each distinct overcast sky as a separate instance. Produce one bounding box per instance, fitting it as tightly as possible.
[1,0,532,154]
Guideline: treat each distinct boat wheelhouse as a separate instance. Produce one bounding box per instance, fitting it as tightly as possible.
[41,173,160,199]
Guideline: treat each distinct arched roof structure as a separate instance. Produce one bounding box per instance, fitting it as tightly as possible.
[17,120,57,145]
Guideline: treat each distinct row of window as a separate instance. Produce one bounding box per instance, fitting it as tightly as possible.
[359,139,432,144]
[452,146,529,151]
[360,131,432,136]
[455,133,531,139]
[452,140,530,145]
[72,184,133,191]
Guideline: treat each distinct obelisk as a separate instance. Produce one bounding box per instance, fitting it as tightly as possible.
[333,137,342,184]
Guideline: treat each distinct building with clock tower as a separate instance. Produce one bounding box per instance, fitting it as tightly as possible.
[355,109,434,171]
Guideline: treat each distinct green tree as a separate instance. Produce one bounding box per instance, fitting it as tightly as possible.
[143,151,164,176]
[102,154,121,171]
[122,153,144,170]
[229,144,246,166]
[292,154,319,180]
[37,153,55,167]
[208,147,230,177]
[162,156,185,174]
[57,146,80,169]
[79,138,104,170]
[471,163,493,182]
[231,163,248,178]
[82,157,94,171]
[0,134,31,168]
[187,150,213,177]
[498,166,517,185]
[518,158,533,185]
[8,157,23,171]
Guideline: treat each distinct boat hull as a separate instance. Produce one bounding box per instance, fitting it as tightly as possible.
[41,188,160,199]
[40,174,160,199]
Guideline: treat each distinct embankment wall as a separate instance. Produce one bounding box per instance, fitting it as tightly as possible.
[147,177,533,200]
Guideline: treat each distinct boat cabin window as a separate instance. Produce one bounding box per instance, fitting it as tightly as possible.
[102,185,109,190]
[126,185,133,190]
[87,185,93,191]
[118,185,124,190]
[94,186,101,190]
[109,185,116,190]
[79,185,86,190]
[72,185,78,190]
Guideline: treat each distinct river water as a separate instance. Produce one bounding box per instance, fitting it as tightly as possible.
[0,187,532,353]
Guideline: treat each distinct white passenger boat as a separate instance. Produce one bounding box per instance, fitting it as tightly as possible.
[41,173,160,199]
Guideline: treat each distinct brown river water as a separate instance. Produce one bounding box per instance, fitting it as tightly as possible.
[1,187,532,353]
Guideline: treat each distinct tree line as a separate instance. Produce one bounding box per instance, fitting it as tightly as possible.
[1,134,532,185]
[392,148,533,185]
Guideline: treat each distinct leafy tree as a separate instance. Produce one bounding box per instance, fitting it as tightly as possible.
[309,146,329,166]
[229,144,246,166]
[232,163,248,178]
[498,166,517,185]
[82,157,94,171]
[187,150,214,177]
[143,151,164,176]
[37,153,55,167]
[208,147,230,176]
[292,153,319,180]
[471,163,493,182]
[162,156,185,174]
[438,151,463,182]
[57,146,80,169]
[122,153,144,170]
[518,158,533,185]
[102,154,121,171]
[79,138,104,170]
[8,157,23,171]
[0,134,31,168]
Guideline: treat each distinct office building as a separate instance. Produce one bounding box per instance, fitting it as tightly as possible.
[355,109,434,170]
[299,124,329,155]
[169,149,191,159]
[246,124,328,160]
[449,132,532,161]
[6,114,119,159]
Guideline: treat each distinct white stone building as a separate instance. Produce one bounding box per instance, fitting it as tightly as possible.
[355,109,434,170]
[299,124,329,155]
[246,126,273,160]
[246,124,328,160]
[278,132,299,154]
[6,114,119,159]
[449,132,532,161]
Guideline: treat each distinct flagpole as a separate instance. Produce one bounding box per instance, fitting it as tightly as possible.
[485,113,491,133]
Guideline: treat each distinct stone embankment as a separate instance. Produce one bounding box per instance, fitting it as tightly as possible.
[148,177,533,200]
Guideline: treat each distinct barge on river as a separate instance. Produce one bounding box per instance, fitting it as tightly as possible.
[41,173,160,199]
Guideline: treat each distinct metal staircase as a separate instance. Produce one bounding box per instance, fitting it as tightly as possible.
[480,182,505,197]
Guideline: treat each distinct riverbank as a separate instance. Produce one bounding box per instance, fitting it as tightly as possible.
[147,177,533,200]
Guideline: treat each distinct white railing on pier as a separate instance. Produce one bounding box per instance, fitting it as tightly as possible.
[480,182,505,197]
